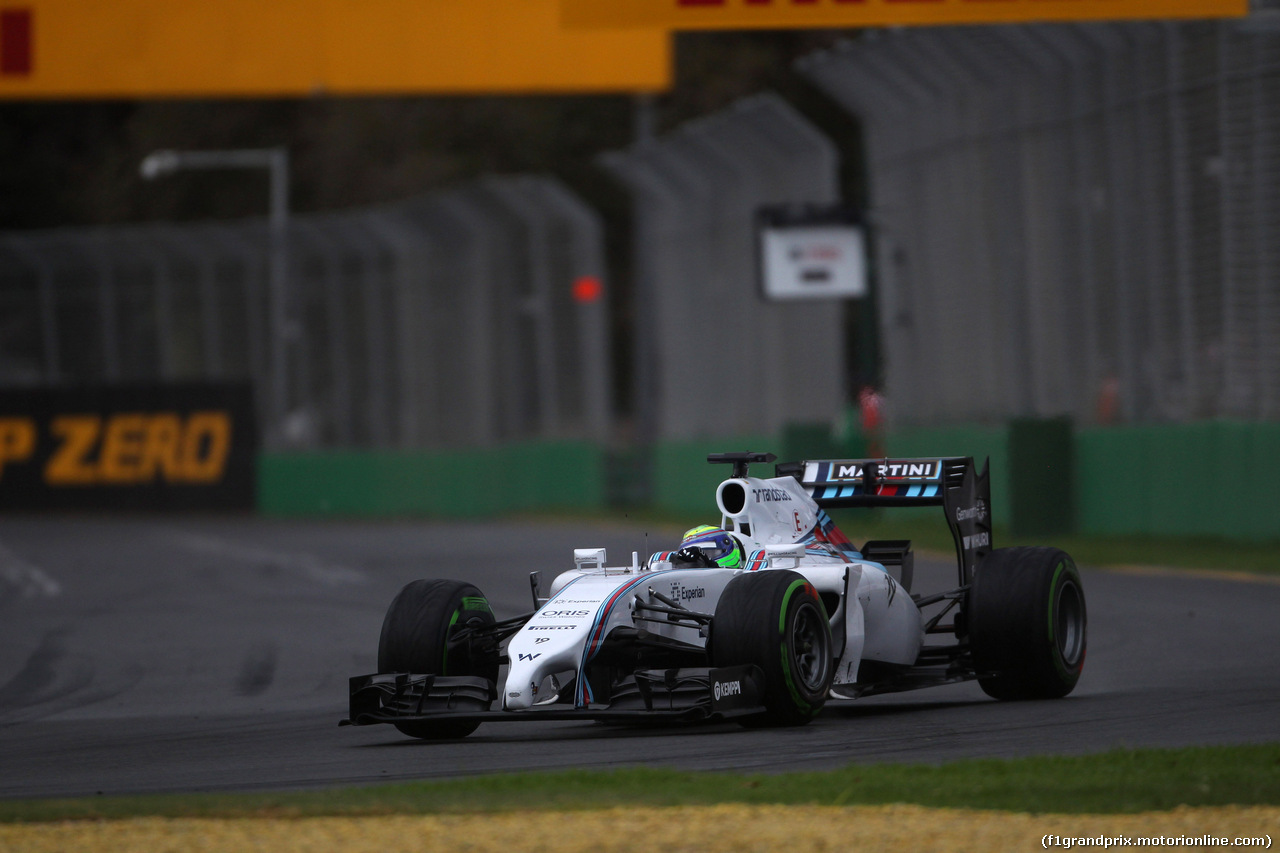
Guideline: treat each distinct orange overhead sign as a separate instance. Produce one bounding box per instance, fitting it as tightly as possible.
[0,0,670,99]
[562,0,1248,30]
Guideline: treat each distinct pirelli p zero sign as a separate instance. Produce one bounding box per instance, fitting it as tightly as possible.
[0,384,256,511]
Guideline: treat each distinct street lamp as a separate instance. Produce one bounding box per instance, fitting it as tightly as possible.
[140,147,291,442]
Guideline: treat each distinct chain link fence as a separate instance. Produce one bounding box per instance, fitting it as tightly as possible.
[600,92,846,443]
[1,93,847,453]
[0,175,610,449]
[801,18,1280,428]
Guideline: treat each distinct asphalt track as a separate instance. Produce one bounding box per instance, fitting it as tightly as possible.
[1,515,1278,800]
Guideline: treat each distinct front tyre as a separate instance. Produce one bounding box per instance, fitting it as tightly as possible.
[967,547,1086,700]
[377,578,499,739]
[711,570,833,726]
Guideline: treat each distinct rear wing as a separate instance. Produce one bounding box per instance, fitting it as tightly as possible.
[775,456,992,586]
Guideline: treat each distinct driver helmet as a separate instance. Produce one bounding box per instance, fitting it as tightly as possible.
[678,525,744,569]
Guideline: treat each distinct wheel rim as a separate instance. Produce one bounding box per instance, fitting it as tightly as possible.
[790,601,830,691]
[1055,580,1085,666]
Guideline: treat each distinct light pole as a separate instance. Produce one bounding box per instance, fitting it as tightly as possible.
[140,147,291,442]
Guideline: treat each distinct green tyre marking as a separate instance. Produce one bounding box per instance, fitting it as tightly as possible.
[1047,560,1065,645]
[461,596,491,613]
[778,579,809,634]
[778,579,814,714]
[442,608,461,674]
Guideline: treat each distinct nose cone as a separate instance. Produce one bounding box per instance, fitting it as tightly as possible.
[504,681,534,710]
[503,651,562,710]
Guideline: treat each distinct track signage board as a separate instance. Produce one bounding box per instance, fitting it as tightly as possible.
[757,205,866,302]
[562,0,1248,30]
[0,384,257,510]
[0,0,669,98]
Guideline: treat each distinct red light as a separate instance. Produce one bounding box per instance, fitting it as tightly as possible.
[572,276,603,304]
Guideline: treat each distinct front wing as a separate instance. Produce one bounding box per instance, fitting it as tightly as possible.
[340,665,766,729]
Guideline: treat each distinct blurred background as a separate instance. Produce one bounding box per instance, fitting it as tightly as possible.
[1,0,1277,545]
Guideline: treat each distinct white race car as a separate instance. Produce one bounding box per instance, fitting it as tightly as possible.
[343,452,1087,738]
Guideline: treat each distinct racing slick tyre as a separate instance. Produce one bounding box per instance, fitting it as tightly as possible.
[967,547,1086,700]
[377,579,499,739]
[710,570,833,726]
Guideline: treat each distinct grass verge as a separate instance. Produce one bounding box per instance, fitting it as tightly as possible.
[3,744,1278,824]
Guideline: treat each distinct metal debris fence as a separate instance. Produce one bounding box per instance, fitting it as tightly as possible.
[801,18,1280,428]
[11,22,1279,456]
[599,93,847,443]
[0,175,610,449]
[0,93,849,451]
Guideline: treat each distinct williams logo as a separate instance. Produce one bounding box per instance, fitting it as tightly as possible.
[963,532,991,550]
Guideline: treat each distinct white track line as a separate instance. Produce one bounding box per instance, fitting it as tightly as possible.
[160,529,368,587]
[0,540,62,598]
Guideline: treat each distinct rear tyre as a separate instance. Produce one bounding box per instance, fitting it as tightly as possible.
[710,570,833,726]
[377,579,499,739]
[967,547,1086,700]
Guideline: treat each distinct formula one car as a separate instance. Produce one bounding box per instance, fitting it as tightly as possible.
[342,452,1086,738]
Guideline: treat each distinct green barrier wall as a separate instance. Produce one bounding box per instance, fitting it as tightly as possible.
[1008,416,1075,538]
[1076,421,1280,542]
[650,435,775,517]
[257,423,1280,543]
[258,441,604,517]
[884,421,1280,542]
